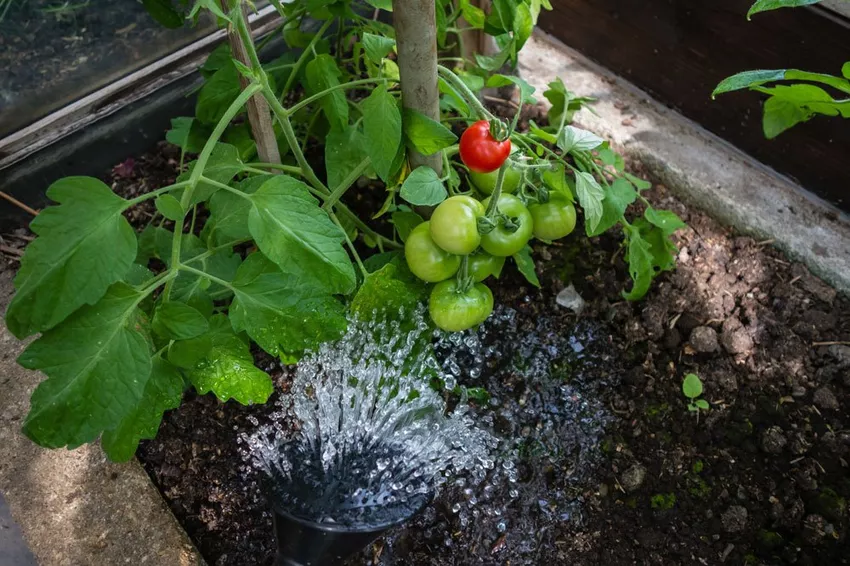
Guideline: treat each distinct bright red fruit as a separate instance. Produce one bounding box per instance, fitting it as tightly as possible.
[459,120,511,174]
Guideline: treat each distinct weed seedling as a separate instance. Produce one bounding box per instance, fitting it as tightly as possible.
[682,373,709,422]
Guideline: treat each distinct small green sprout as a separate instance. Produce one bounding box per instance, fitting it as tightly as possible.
[682,373,710,419]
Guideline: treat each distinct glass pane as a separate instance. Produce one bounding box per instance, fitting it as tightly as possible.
[0,0,216,137]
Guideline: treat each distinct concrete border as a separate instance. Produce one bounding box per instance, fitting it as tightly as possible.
[0,270,205,566]
[520,31,850,295]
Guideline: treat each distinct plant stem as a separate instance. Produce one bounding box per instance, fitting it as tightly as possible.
[330,212,368,278]
[485,161,508,218]
[280,18,334,102]
[179,263,234,290]
[165,84,261,300]
[323,157,371,211]
[125,181,191,207]
[198,175,253,198]
[437,65,494,120]
[286,78,395,116]
[246,162,302,175]
[184,238,250,265]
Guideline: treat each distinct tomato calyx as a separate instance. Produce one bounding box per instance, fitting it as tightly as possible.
[488,119,510,143]
[476,215,496,235]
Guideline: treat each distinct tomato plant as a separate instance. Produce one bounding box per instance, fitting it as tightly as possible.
[714,0,850,138]
[5,0,685,460]
[529,194,577,241]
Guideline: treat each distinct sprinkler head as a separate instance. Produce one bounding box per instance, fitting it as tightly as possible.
[271,496,429,566]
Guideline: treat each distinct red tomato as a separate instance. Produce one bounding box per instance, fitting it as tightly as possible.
[459,120,511,174]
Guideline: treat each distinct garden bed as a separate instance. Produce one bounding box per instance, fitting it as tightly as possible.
[25,133,843,565]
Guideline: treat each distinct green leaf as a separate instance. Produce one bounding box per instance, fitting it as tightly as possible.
[390,211,424,242]
[351,262,427,321]
[223,122,257,161]
[154,194,184,221]
[196,62,241,124]
[435,0,448,47]
[124,264,154,286]
[180,143,244,205]
[229,252,347,356]
[325,126,367,189]
[403,109,457,156]
[713,68,850,98]
[460,0,485,28]
[136,225,173,264]
[101,358,184,461]
[763,96,811,138]
[558,126,604,153]
[7,177,136,339]
[542,164,574,202]
[142,0,184,28]
[695,399,710,410]
[19,283,152,449]
[513,1,534,49]
[486,74,537,104]
[165,117,208,153]
[682,373,704,399]
[513,245,540,288]
[474,39,514,72]
[363,250,402,273]
[201,176,264,247]
[747,0,821,18]
[186,315,273,405]
[248,175,356,295]
[622,227,654,301]
[365,0,393,10]
[843,62,850,79]
[635,218,678,274]
[575,172,605,235]
[189,0,230,22]
[362,33,395,63]
[588,178,636,237]
[486,0,514,33]
[400,167,447,206]
[168,333,212,368]
[362,85,403,182]
[172,243,241,314]
[152,302,209,340]
[644,207,686,236]
[305,54,348,132]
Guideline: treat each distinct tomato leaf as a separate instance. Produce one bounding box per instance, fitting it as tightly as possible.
[196,62,241,124]
[622,227,655,301]
[400,166,448,206]
[6,177,136,339]
[644,207,686,236]
[390,211,424,242]
[152,302,209,340]
[403,109,457,156]
[305,54,348,132]
[459,0,485,28]
[248,175,356,295]
[362,32,396,64]
[179,143,244,205]
[747,0,821,19]
[513,245,540,288]
[513,1,534,49]
[229,252,347,357]
[185,315,273,405]
[362,85,403,182]
[575,172,605,235]
[19,283,152,449]
[351,261,427,321]
[588,178,636,237]
[558,126,604,153]
[486,74,537,104]
[201,176,264,247]
[101,357,184,461]
[325,125,368,189]
[142,0,185,28]
[154,194,184,221]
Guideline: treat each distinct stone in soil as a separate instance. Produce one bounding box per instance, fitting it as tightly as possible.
[813,386,840,411]
[722,505,748,533]
[689,326,719,353]
[620,464,647,493]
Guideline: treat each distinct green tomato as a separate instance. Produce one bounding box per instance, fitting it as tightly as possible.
[430,195,485,255]
[405,222,461,282]
[467,252,505,282]
[468,164,522,195]
[429,279,494,332]
[479,194,533,257]
[529,195,577,241]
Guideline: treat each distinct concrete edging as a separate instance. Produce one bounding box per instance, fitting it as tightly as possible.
[521,32,850,296]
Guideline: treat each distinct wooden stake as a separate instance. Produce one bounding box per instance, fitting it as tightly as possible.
[0,191,39,217]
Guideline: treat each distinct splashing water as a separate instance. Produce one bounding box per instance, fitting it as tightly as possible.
[243,307,498,529]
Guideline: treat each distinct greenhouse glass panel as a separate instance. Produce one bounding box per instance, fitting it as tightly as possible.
[0,0,216,137]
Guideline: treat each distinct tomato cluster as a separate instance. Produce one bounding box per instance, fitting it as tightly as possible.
[405,131,578,333]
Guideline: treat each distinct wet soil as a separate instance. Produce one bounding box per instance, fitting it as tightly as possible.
[3,127,849,566]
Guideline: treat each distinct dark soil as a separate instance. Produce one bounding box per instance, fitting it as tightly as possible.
[4,119,849,566]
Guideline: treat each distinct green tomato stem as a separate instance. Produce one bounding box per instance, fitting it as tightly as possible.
[437,65,494,121]
[164,83,262,300]
[125,180,191,207]
[286,78,397,117]
[330,212,368,278]
[485,161,508,219]
[281,18,335,103]
[245,162,303,175]
[323,157,371,211]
